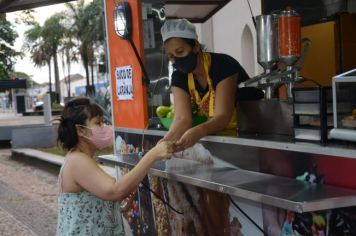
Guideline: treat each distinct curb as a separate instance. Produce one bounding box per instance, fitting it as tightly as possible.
[11,148,116,177]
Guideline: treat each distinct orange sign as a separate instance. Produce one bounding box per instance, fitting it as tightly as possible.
[105,0,148,129]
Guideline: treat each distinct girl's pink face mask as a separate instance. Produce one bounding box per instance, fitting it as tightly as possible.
[81,125,113,149]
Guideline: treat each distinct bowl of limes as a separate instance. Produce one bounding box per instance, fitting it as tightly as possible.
[159,116,208,130]
[156,105,207,130]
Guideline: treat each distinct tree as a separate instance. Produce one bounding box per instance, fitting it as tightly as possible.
[65,0,105,95]
[41,14,66,102]
[24,22,53,95]
[65,0,92,95]
[59,18,78,98]
[24,14,66,103]
[0,15,22,79]
[85,0,105,89]
[15,9,36,25]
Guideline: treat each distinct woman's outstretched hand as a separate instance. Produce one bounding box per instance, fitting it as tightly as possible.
[174,128,201,152]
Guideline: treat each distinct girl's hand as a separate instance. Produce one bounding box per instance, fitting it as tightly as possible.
[156,137,166,144]
[150,140,175,160]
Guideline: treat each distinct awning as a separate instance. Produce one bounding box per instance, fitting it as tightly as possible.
[164,0,231,23]
[1,0,231,23]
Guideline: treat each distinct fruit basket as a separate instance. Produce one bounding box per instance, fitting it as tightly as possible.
[159,115,208,130]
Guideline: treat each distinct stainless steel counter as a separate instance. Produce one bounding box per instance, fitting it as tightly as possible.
[98,154,356,213]
[116,127,356,159]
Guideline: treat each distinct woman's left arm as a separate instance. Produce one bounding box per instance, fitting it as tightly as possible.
[175,74,237,150]
[199,74,237,134]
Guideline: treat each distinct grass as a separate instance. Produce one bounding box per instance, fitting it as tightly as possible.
[39,145,114,157]
[39,146,66,156]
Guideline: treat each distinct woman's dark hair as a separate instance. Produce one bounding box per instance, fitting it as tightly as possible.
[57,97,103,151]
[182,38,206,52]
[182,38,196,48]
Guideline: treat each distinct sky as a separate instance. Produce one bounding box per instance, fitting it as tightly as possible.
[7,3,86,84]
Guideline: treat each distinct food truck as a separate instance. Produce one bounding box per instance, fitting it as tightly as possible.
[98,1,356,235]
[2,0,356,235]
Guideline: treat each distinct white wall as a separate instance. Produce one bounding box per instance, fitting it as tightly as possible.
[195,18,214,52]
[195,0,263,77]
[60,78,87,102]
[59,73,109,102]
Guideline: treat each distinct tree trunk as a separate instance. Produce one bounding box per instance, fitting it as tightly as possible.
[66,51,71,98]
[81,47,91,96]
[84,63,91,95]
[67,69,71,98]
[89,44,95,95]
[47,59,52,103]
[53,51,60,103]
[91,63,95,95]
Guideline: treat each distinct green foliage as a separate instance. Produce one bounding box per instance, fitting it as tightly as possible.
[41,14,66,52]
[39,145,114,157]
[0,17,22,79]
[84,0,104,43]
[12,71,30,80]
[22,0,106,97]
[24,22,51,69]
[24,14,66,102]
[39,146,66,156]
[15,10,36,25]
[51,102,64,110]
[65,0,105,95]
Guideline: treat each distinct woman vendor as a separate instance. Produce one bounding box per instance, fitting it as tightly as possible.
[160,18,263,151]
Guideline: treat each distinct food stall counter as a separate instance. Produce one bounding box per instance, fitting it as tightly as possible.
[116,127,356,159]
[98,153,356,213]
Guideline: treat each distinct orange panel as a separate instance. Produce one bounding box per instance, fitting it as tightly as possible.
[300,21,338,86]
[105,0,148,129]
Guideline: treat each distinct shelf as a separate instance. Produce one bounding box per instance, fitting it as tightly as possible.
[293,101,332,104]
[98,154,356,213]
[115,127,356,159]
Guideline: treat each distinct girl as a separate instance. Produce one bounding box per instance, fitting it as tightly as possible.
[56,97,173,235]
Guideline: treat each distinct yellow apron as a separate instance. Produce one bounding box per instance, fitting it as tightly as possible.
[188,52,237,136]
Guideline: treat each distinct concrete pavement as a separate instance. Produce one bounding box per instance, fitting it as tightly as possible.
[0,111,49,141]
[0,112,45,126]
[0,110,126,235]
[0,206,37,236]
[0,149,58,236]
[0,148,118,236]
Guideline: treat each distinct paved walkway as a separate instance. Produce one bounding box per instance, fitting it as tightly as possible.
[0,111,131,235]
[0,112,45,127]
[12,148,117,176]
[0,206,37,236]
[0,148,122,236]
[0,149,58,236]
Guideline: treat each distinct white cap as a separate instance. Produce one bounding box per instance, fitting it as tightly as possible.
[161,19,197,43]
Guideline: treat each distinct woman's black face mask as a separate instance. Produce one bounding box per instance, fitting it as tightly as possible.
[173,50,198,74]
